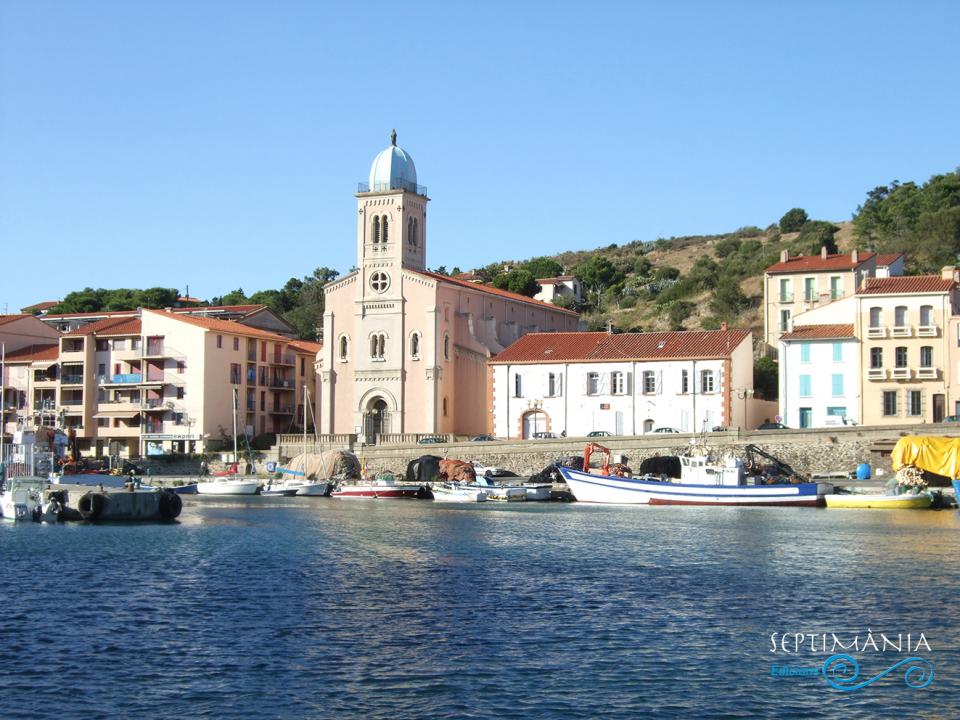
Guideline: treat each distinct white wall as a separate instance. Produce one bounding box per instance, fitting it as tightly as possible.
[778,338,860,428]
[493,358,729,438]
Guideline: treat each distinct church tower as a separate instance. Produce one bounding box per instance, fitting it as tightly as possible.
[347,131,430,438]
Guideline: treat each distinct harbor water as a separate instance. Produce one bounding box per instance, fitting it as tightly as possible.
[2,497,959,718]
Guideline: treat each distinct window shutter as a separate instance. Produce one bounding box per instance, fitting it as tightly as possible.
[624,372,631,396]
[656,370,662,394]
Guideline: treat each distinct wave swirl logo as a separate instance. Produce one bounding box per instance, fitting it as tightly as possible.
[822,654,934,691]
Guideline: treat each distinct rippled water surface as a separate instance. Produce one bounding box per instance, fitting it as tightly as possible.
[2,498,959,718]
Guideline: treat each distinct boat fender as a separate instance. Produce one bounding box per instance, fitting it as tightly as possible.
[78,492,105,520]
[158,491,183,520]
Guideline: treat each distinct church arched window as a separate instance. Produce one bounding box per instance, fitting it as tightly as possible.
[372,216,380,246]
[338,335,349,362]
[370,333,386,360]
[370,271,390,293]
[382,215,389,244]
[443,333,450,361]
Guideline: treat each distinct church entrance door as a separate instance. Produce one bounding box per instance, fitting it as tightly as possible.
[364,397,389,444]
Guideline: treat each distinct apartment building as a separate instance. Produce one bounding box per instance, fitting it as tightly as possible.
[0,314,62,441]
[50,309,320,458]
[780,267,959,426]
[491,327,754,437]
[762,248,903,354]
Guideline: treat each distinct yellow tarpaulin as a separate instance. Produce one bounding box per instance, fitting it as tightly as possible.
[890,436,960,480]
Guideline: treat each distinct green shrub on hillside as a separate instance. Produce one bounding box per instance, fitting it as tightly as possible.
[779,208,809,233]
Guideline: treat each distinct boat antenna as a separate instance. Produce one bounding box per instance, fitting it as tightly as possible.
[232,387,239,470]
[0,342,5,485]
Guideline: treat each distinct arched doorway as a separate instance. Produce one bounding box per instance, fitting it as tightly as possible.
[643,419,654,434]
[364,397,389,443]
[522,410,548,439]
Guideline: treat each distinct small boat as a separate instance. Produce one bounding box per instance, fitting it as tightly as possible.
[260,483,299,497]
[892,436,960,510]
[825,492,933,509]
[171,483,198,495]
[0,476,45,521]
[432,482,487,503]
[283,480,332,496]
[331,476,431,499]
[196,478,261,495]
[560,442,830,506]
[471,476,532,502]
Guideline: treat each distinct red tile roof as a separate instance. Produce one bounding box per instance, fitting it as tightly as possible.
[145,309,296,343]
[20,301,58,313]
[491,329,751,364]
[0,314,34,326]
[765,252,875,274]
[289,340,322,354]
[64,317,142,336]
[858,276,955,295]
[411,270,579,316]
[875,253,904,266]
[43,304,268,320]
[3,343,59,362]
[780,324,855,340]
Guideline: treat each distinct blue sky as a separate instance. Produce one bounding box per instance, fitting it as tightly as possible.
[2,0,958,312]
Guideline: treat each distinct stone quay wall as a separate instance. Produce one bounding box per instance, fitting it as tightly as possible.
[327,424,960,479]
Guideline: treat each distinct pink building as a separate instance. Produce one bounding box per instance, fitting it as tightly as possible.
[318,133,579,441]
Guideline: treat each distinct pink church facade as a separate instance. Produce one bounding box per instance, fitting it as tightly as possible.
[318,133,578,440]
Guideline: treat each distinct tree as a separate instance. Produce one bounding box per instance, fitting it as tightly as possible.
[218,289,249,306]
[668,301,695,330]
[652,265,680,282]
[574,255,623,308]
[754,356,778,400]
[523,256,563,279]
[633,256,653,277]
[433,265,449,276]
[491,268,538,297]
[796,221,839,254]
[709,278,749,320]
[779,208,809,233]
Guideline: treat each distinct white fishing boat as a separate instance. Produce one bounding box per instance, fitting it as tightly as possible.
[284,479,332,496]
[560,443,830,506]
[260,483,299,497]
[470,476,527,502]
[432,482,487,503]
[0,476,44,521]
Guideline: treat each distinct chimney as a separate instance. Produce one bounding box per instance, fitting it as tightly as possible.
[821,245,828,259]
[941,266,957,281]
[780,250,789,263]
[720,322,728,331]
[851,249,859,264]
[606,320,614,335]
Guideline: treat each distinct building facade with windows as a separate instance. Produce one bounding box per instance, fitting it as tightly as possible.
[781,267,959,426]
[0,314,62,441]
[490,328,754,438]
[777,325,860,428]
[762,248,903,354]
[36,309,319,458]
[318,134,578,440]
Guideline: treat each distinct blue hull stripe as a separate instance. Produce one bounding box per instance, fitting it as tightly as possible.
[559,468,819,498]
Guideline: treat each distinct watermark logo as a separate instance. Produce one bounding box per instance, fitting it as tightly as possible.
[768,630,934,691]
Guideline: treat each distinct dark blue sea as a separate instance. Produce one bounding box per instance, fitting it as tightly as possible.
[2,497,958,719]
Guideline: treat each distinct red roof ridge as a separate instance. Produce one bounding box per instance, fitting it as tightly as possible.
[858,275,955,295]
[143,309,297,343]
[780,324,856,340]
[410,269,579,315]
[64,316,142,336]
[765,251,875,274]
[3,343,59,362]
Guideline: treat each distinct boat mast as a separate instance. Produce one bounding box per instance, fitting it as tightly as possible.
[302,383,307,467]
[1,342,5,484]
[232,387,239,468]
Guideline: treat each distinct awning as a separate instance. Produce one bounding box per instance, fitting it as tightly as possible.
[93,410,142,419]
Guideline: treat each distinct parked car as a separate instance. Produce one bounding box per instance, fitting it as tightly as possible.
[470,460,517,478]
[587,430,613,437]
[532,431,558,439]
[417,436,446,444]
[651,427,680,434]
[471,434,498,442]
[756,422,789,430]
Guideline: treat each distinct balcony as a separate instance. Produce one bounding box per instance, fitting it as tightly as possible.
[268,354,296,367]
[97,400,142,413]
[917,325,938,337]
[778,294,794,303]
[891,325,912,338]
[867,368,887,380]
[357,179,428,196]
[142,398,170,410]
[916,367,939,380]
[101,373,143,385]
[270,379,296,390]
[866,326,886,339]
[891,367,912,380]
[61,374,85,385]
[98,425,142,438]
[269,405,295,415]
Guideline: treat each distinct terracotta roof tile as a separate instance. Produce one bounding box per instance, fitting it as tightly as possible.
[875,253,904,266]
[780,324,855,340]
[0,314,35,326]
[858,276,955,295]
[765,252,875,274]
[3,344,59,362]
[20,301,58,312]
[44,304,268,320]
[491,329,751,364]
[64,317,142,336]
[411,270,579,316]
[289,340,322,354]
[145,309,295,343]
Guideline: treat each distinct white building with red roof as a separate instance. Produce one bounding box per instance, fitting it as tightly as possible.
[318,134,578,440]
[489,326,754,437]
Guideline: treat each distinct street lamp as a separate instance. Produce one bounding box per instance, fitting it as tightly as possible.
[735,388,755,430]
